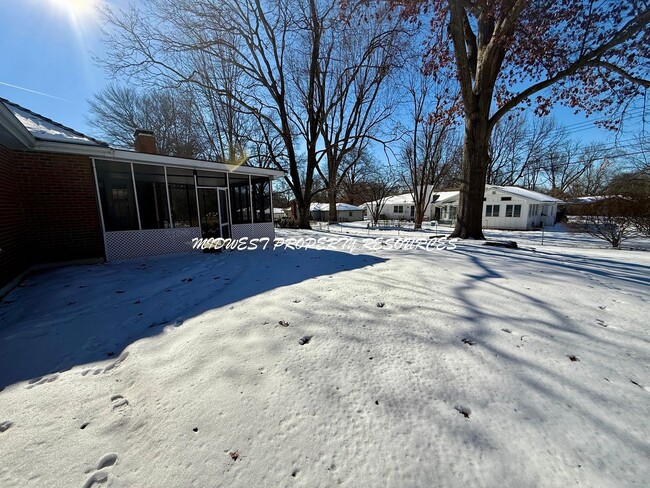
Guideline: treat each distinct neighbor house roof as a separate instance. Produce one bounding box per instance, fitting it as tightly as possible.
[489,186,563,203]
[430,190,460,204]
[382,193,415,206]
[310,203,363,212]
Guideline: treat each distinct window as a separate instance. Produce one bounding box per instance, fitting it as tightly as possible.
[167,167,198,227]
[251,176,271,223]
[505,204,513,217]
[349,211,353,217]
[501,196,512,201]
[486,204,500,217]
[95,160,138,231]
[230,174,252,224]
[513,205,521,217]
[133,164,169,229]
[393,205,403,213]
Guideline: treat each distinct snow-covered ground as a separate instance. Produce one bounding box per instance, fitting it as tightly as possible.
[0,228,649,487]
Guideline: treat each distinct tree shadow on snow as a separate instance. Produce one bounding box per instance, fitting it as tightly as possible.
[0,248,385,389]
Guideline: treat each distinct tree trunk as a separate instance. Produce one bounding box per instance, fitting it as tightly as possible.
[450,108,491,239]
[328,172,338,224]
[296,198,312,229]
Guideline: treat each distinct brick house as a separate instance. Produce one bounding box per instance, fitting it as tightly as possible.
[0,98,283,295]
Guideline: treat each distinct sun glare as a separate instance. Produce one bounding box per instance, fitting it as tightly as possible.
[46,0,98,23]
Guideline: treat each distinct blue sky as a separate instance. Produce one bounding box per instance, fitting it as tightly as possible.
[0,0,645,147]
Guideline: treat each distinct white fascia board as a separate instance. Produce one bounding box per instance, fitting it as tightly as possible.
[0,103,36,148]
[34,140,113,157]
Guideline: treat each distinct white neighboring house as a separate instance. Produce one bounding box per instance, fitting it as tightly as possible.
[310,203,364,222]
[378,193,416,220]
[431,186,563,230]
[362,187,454,221]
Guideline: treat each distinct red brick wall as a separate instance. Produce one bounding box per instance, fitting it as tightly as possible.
[0,145,27,289]
[0,146,105,290]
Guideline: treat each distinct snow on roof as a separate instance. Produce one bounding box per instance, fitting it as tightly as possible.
[430,190,459,203]
[382,193,415,206]
[0,98,107,147]
[489,186,563,203]
[568,196,608,204]
[310,202,364,212]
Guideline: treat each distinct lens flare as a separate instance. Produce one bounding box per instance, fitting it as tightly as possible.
[47,0,98,25]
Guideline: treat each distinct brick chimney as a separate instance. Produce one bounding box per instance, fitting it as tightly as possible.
[134,129,157,154]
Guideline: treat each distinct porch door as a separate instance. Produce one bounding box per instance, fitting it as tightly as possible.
[217,188,231,239]
[198,188,230,243]
[198,188,220,240]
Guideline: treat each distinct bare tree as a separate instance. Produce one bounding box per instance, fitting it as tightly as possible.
[569,197,641,248]
[488,115,557,187]
[312,2,405,223]
[393,0,650,239]
[339,151,374,206]
[87,84,208,158]
[100,0,323,227]
[400,73,459,229]
[363,165,399,226]
[100,0,406,228]
[541,142,611,199]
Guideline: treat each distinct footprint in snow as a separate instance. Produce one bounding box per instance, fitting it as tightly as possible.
[298,336,312,345]
[455,405,472,418]
[111,394,129,410]
[25,374,59,389]
[83,453,118,488]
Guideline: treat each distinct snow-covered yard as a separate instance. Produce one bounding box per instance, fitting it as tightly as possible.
[1,228,649,487]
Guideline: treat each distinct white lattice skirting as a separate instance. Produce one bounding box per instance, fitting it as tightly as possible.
[231,222,276,241]
[104,228,201,261]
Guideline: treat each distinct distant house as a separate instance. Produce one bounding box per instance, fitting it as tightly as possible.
[310,203,364,222]
[373,193,416,220]
[432,186,562,230]
[0,97,283,294]
[364,188,453,221]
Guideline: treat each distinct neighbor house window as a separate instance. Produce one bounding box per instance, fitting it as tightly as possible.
[506,204,513,217]
[486,204,500,217]
[251,176,271,223]
[230,174,252,224]
[95,160,139,231]
[133,164,169,229]
[394,205,403,213]
[513,205,521,217]
[501,196,512,201]
[167,167,198,227]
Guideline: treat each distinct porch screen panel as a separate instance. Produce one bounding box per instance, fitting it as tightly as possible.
[196,170,226,188]
[167,167,198,227]
[229,175,252,224]
[133,164,170,229]
[251,176,272,223]
[95,160,138,231]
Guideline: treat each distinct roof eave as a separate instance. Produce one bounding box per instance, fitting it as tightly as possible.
[26,141,285,178]
[0,102,36,149]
